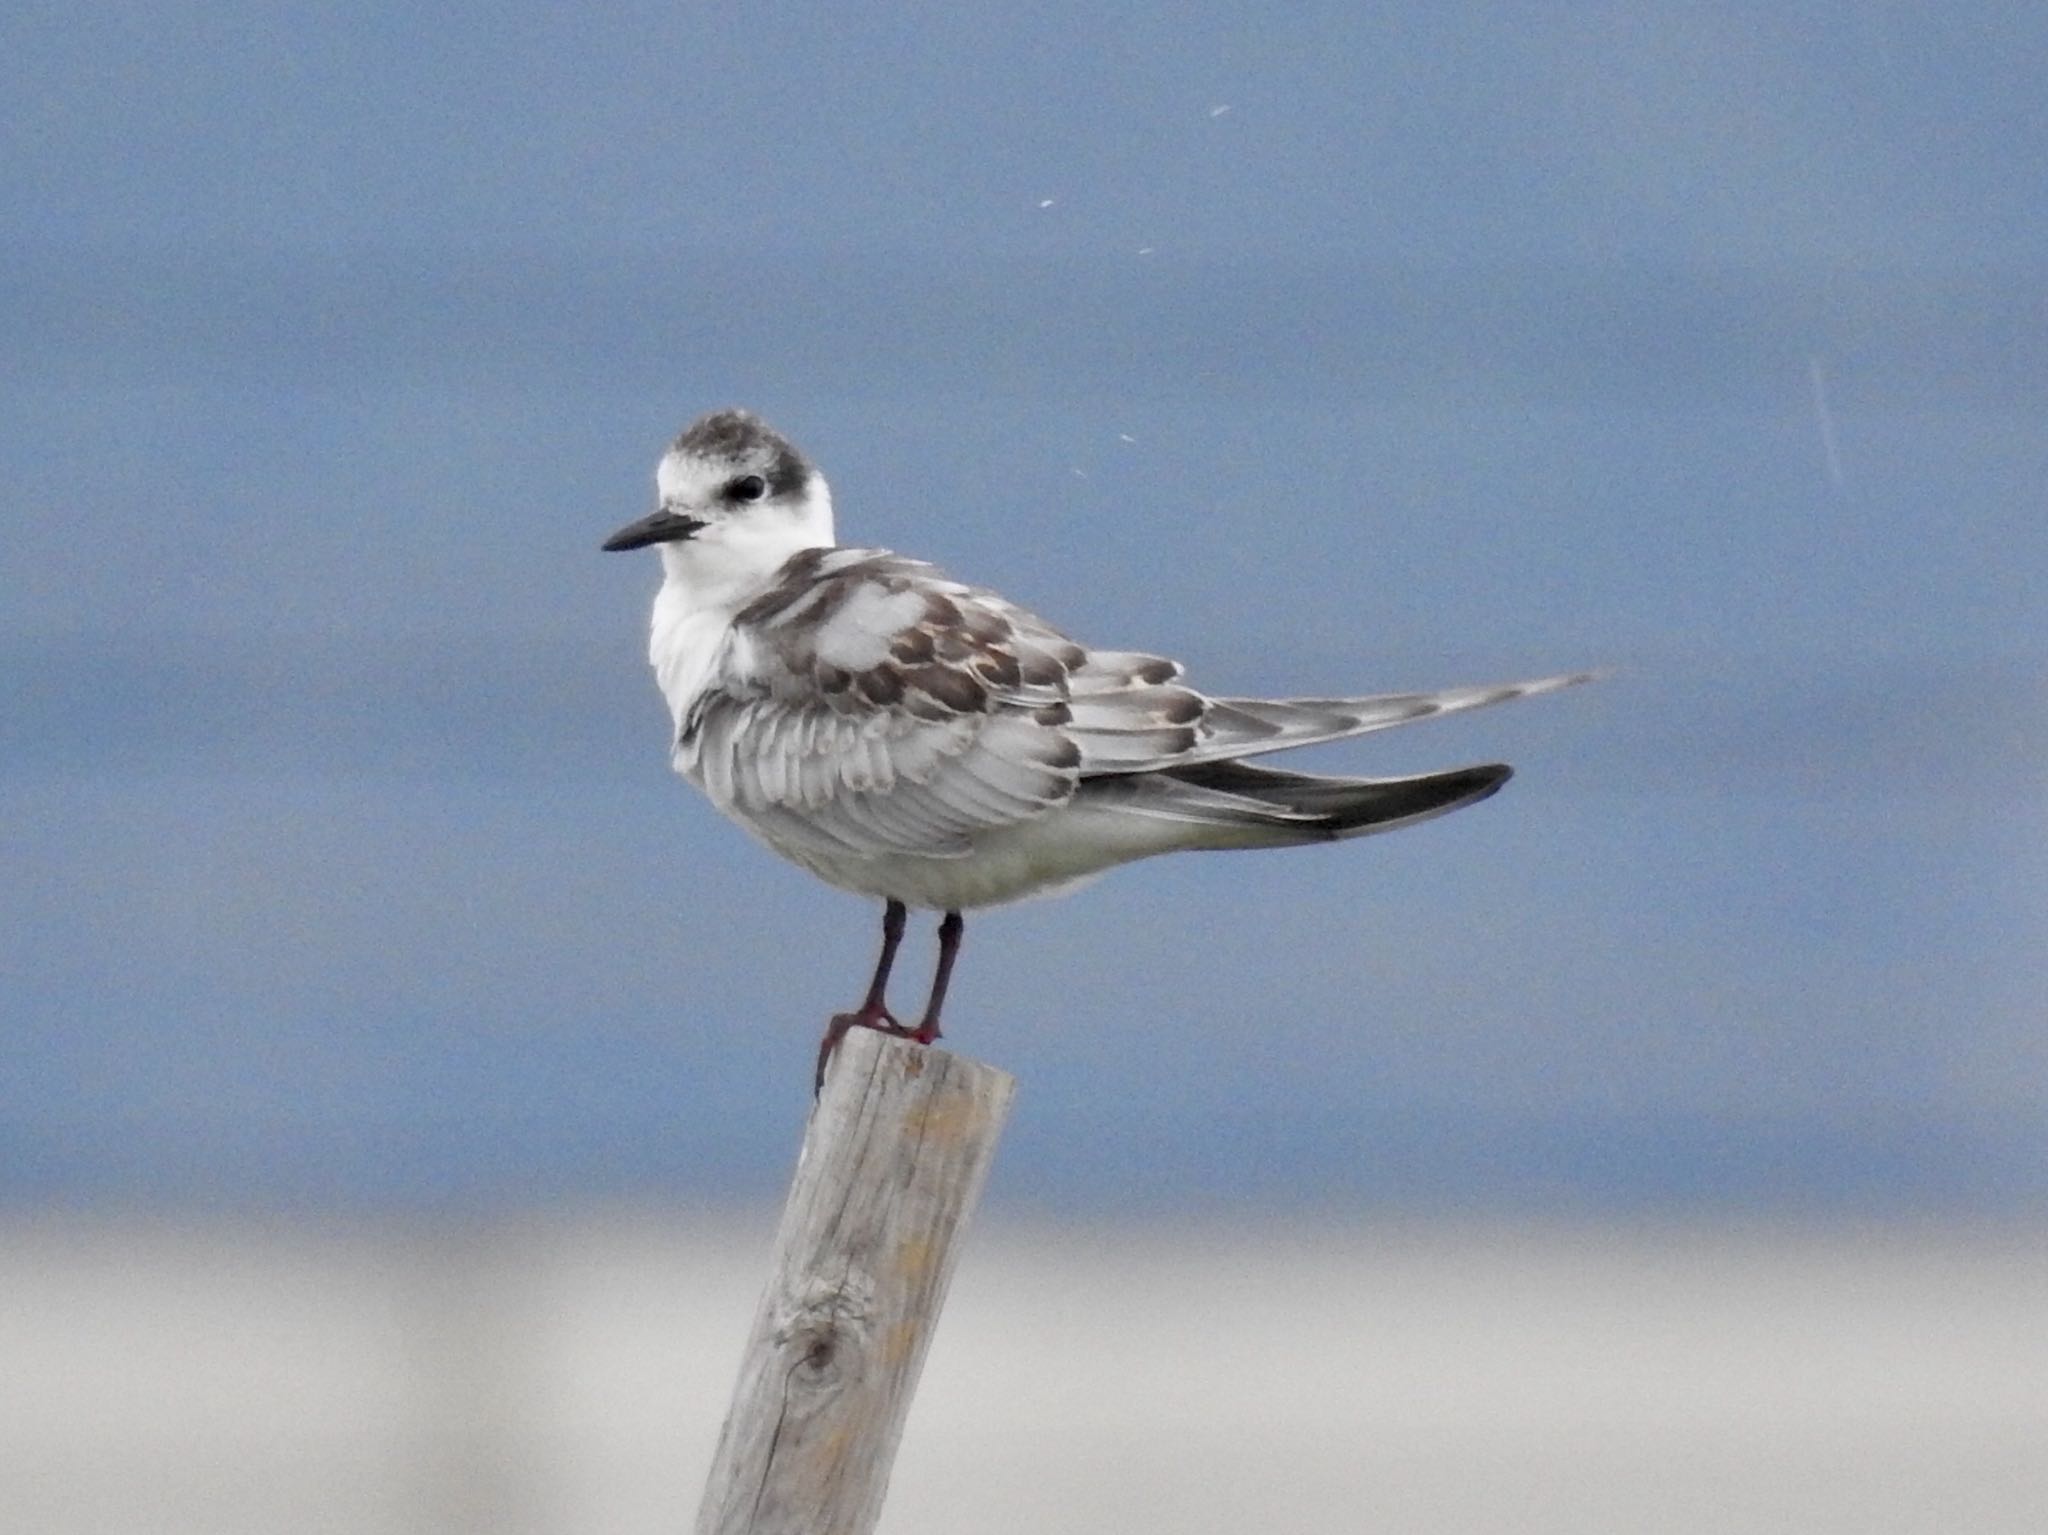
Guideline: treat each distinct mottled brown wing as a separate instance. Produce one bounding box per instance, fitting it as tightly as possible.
[668,550,1095,859]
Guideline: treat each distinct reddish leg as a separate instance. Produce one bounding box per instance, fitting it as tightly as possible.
[907,910,965,1045]
[815,900,909,1093]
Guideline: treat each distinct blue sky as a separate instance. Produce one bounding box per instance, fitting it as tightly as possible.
[4,2,2045,1214]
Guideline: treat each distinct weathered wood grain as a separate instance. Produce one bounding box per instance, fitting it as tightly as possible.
[692,1029,1016,1535]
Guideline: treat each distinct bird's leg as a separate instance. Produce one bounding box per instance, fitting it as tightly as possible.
[816,900,910,1092]
[852,897,909,1024]
[907,910,964,1046]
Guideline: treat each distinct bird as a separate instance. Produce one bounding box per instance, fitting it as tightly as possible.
[604,409,1590,1089]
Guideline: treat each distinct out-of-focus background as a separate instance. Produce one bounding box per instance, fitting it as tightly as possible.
[5,3,2046,1531]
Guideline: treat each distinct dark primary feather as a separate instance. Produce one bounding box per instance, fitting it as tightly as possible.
[1138,757,1514,840]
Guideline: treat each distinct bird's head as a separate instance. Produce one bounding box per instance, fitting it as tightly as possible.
[603,409,835,601]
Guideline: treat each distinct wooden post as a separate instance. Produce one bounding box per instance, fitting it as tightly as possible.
[693,1029,1017,1535]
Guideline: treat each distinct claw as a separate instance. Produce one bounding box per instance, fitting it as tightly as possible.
[814,1002,912,1095]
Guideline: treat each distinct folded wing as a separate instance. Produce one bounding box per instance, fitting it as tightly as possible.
[678,546,1588,861]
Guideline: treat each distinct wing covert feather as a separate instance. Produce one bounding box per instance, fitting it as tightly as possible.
[674,550,1083,859]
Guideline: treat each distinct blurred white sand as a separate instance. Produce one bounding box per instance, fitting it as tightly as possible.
[3,1215,2044,1534]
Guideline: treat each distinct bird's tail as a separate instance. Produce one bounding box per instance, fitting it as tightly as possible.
[1177,671,1596,768]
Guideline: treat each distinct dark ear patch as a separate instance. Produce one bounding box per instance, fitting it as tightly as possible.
[764,447,810,499]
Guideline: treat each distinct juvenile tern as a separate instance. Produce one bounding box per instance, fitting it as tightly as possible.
[604,409,1589,1087]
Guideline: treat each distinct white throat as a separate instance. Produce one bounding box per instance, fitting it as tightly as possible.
[645,474,836,735]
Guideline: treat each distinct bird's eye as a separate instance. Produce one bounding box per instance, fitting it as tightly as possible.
[728,474,768,502]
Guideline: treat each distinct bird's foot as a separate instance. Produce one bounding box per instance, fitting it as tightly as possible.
[814,1002,915,1095]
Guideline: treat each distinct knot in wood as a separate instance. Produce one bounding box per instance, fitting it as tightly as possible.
[774,1273,877,1392]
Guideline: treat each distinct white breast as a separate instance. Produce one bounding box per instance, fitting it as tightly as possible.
[648,581,736,744]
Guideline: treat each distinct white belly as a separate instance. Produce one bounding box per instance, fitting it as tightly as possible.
[725,796,1220,911]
